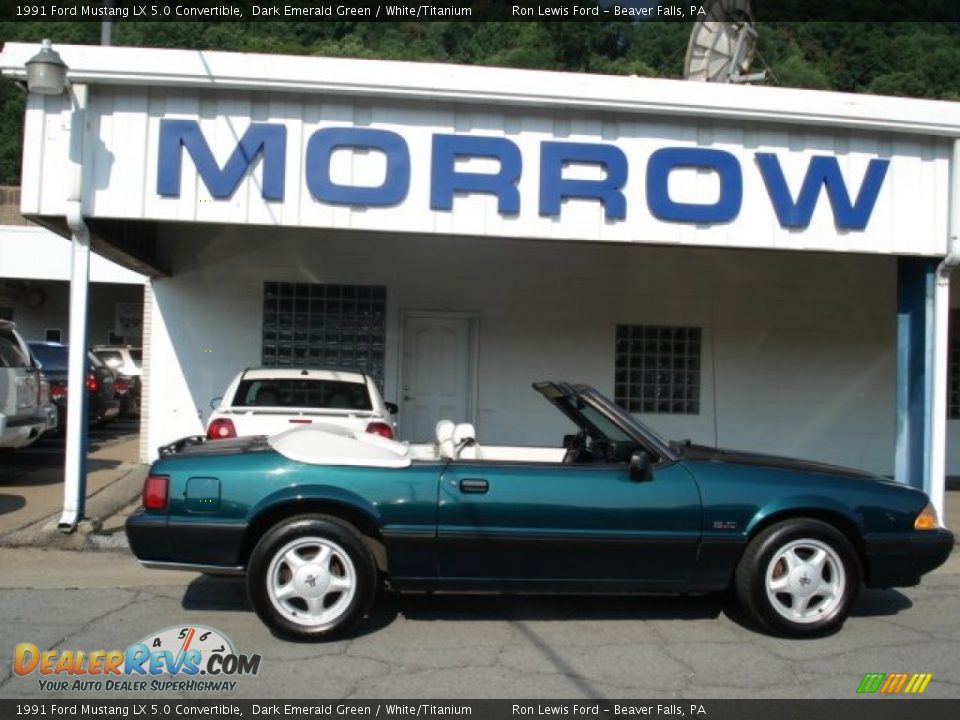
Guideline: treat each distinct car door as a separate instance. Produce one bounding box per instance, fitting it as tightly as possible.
[437,458,701,590]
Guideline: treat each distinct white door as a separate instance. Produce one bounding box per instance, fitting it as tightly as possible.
[401,313,476,442]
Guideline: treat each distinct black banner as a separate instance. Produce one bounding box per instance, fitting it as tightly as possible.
[1,700,959,720]
[2,0,959,23]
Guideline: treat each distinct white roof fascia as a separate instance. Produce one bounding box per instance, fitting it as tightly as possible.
[2,43,960,138]
[0,224,146,285]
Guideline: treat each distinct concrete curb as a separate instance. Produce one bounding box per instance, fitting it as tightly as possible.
[0,463,146,551]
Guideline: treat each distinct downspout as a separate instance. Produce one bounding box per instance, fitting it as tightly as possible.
[58,82,92,532]
[928,137,960,525]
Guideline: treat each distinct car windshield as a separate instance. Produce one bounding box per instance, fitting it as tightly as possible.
[95,350,123,369]
[232,378,373,411]
[581,388,674,448]
[0,328,28,368]
[28,343,67,372]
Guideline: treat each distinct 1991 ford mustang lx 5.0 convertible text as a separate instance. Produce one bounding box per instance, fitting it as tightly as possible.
[127,382,953,639]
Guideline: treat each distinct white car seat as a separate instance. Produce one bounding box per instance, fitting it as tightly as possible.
[436,420,456,460]
[453,422,482,460]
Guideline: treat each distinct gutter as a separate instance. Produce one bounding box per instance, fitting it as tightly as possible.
[3,43,960,139]
[58,82,93,532]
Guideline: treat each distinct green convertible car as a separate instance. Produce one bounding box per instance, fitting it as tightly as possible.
[127,382,953,640]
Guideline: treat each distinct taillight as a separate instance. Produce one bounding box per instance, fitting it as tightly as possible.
[49,384,66,401]
[86,373,98,393]
[366,421,394,439]
[114,379,129,395]
[142,475,169,511]
[206,418,237,440]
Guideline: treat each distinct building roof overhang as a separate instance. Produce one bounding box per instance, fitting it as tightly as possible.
[1,42,960,139]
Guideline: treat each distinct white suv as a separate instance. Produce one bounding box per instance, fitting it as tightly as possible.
[0,320,49,449]
[206,368,397,441]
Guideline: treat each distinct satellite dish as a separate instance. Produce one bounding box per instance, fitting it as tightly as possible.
[684,0,766,84]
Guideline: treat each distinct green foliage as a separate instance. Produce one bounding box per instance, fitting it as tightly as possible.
[1,20,959,184]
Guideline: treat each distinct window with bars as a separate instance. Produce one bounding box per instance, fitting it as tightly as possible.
[614,324,701,415]
[950,309,960,419]
[262,282,387,390]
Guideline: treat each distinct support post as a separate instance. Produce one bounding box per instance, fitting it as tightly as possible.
[58,81,91,532]
[58,230,90,530]
[894,257,938,497]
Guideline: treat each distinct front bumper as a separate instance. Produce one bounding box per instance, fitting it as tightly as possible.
[864,529,954,588]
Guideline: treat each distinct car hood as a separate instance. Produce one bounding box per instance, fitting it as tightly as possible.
[676,442,879,480]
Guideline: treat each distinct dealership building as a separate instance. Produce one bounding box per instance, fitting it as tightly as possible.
[1,42,958,520]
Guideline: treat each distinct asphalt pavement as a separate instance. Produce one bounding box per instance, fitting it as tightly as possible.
[0,547,958,700]
[0,419,142,543]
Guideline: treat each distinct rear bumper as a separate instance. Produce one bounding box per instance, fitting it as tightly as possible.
[125,509,247,569]
[0,414,47,448]
[864,529,954,588]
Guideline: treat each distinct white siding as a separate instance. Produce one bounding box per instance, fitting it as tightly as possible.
[22,86,951,258]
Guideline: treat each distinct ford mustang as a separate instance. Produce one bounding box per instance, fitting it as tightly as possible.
[126,382,953,640]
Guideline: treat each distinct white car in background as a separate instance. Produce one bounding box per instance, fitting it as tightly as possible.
[0,320,51,449]
[206,368,398,441]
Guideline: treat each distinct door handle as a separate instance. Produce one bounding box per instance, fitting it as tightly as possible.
[458,478,489,494]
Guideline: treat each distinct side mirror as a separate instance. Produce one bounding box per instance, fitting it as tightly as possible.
[209,396,222,409]
[629,450,654,482]
[385,402,398,414]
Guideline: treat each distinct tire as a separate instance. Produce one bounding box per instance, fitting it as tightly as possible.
[246,514,378,640]
[734,518,861,637]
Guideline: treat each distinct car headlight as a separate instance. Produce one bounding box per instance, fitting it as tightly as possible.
[914,502,941,530]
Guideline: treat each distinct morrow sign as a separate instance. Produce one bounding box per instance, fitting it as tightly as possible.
[157,119,890,231]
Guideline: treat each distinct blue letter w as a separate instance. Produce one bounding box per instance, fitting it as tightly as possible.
[756,153,889,231]
[157,119,286,201]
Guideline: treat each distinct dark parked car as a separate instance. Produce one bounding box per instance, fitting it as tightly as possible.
[92,345,141,417]
[28,342,120,431]
[127,381,953,641]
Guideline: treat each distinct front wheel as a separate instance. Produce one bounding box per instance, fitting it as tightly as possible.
[734,519,861,637]
[246,515,378,640]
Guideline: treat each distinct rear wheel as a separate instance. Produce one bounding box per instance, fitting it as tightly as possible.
[246,515,377,640]
[735,518,860,637]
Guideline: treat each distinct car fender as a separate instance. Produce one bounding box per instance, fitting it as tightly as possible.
[745,494,865,538]
[247,483,384,529]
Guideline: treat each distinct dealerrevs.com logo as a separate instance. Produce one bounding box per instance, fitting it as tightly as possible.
[857,673,933,695]
[14,625,261,693]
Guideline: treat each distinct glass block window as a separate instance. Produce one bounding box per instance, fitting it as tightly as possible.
[950,310,960,419]
[615,324,701,415]
[262,282,387,390]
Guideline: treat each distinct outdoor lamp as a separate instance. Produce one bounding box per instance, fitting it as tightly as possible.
[25,39,68,95]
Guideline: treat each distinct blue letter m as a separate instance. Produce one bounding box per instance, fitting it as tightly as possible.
[756,153,889,231]
[157,119,286,201]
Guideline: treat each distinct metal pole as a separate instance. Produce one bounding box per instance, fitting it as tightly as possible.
[100,0,114,47]
[58,82,91,532]
[929,138,960,526]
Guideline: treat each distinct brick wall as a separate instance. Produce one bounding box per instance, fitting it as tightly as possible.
[0,187,30,226]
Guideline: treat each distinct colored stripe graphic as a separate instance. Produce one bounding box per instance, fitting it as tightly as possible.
[857,672,932,694]
[857,673,885,693]
[905,674,933,694]
[880,672,909,693]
